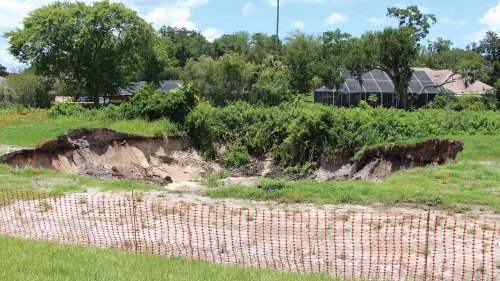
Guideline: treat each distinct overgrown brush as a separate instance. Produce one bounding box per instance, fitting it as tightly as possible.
[185,102,500,167]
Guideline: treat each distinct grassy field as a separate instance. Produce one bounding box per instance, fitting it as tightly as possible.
[206,135,500,212]
[0,236,333,281]
[0,164,161,194]
[1,109,499,211]
[0,109,177,146]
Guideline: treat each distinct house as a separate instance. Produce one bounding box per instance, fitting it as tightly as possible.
[314,69,447,108]
[101,80,183,104]
[413,67,493,95]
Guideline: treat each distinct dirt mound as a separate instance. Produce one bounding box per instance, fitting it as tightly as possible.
[314,139,463,181]
[0,129,218,184]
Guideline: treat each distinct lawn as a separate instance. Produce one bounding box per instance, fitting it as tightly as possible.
[0,236,334,281]
[0,109,178,147]
[0,164,161,194]
[205,135,500,212]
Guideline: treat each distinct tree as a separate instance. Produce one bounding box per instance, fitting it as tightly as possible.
[247,33,277,64]
[4,69,52,108]
[250,55,292,106]
[346,27,419,110]
[426,37,453,55]
[387,5,437,41]
[0,64,8,77]
[283,31,321,94]
[317,29,353,89]
[182,53,256,106]
[159,26,212,68]
[477,31,500,63]
[213,32,251,58]
[345,6,436,110]
[5,1,156,105]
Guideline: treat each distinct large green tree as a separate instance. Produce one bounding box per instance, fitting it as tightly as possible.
[283,31,321,94]
[5,1,156,105]
[158,26,212,68]
[345,6,435,110]
[182,53,256,106]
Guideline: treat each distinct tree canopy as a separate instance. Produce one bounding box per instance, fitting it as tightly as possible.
[5,1,156,105]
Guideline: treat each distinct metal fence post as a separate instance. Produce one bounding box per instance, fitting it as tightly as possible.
[424,210,431,281]
[131,190,138,253]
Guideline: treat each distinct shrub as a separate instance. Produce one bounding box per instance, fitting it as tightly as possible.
[48,103,86,117]
[120,84,195,123]
[221,144,251,168]
[185,102,500,167]
[4,70,52,108]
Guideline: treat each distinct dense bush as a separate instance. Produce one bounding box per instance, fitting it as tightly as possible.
[430,91,495,111]
[185,102,500,166]
[4,70,52,108]
[120,84,195,122]
[48,103,87,117]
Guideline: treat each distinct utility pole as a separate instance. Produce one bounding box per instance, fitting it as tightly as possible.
[276,0,280,52]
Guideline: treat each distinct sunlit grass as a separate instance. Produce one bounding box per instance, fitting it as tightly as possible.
[0,236,335,281]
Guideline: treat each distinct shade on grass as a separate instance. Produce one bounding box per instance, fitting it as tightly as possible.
[0,236,335,281]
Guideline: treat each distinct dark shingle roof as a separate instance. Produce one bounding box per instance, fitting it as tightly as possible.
[315,69,447,94]
[159,80,183,93]
[116,80,183,96]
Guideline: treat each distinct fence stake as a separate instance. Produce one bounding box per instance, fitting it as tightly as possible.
[424,210,431,281]
[131,190,139,253]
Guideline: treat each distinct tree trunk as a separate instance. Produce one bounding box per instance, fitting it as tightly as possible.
[395,84,408,110]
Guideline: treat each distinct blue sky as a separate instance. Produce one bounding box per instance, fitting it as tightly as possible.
[1,0,500,69]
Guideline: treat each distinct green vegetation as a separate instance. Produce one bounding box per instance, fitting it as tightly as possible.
[205,135,500,212]
[0,165,160,194]
[0,236,334,281]
[186,102,499,166]
[0,109,179,146]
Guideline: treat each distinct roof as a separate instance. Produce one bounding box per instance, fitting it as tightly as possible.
[159,80,183,93]
[117,81,148,96]
[116,80,183,96]
[412,67,493,95]
[315,69,446,95]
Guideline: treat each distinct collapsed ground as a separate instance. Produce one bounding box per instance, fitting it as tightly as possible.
[0,126,498,217]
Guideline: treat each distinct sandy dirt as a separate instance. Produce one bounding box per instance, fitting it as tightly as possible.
[0,191,497,280]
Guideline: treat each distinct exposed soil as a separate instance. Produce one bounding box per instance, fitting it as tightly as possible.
[314,139,463,181]
[0,129,220,185]
[1,130,463,185]
[0,191,497,280]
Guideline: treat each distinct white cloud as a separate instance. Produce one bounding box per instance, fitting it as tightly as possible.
[0,44,25,70]
[367,17,384,26]
[441,17,467,28]
[202,27,223,42]
[324,12,349,24]
[293,20,305,29]
[479,1,500,32]
[465,1,500,43]
[242,2,257,16]
[464,29,488,43]
[265,0,323,7]
[143,6,196,29]
[142,0,209,30]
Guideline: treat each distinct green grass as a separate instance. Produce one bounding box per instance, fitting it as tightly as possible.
[0,236,334,281]
[206,135,500,212]
[0,109,178,146]
[0,164,161,194]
